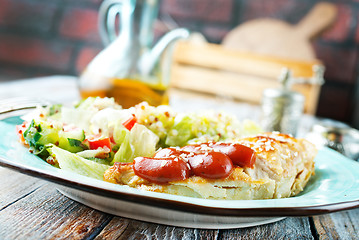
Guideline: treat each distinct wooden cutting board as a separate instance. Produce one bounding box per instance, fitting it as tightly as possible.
[222,2,337,61]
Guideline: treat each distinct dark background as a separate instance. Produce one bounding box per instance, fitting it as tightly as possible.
[0,0,358,128]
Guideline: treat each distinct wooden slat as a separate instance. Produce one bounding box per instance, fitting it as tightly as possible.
[171,65,277,103]
[96,216,315,240]
[0,167,45,210]
[0,171,112,240]
[95,217,220,239]
[312,211,359,240]
[171,41,323,115]
[292,83,321,116]
[220,217,314,240]
[171,64,321,114]
[173,41,321,79]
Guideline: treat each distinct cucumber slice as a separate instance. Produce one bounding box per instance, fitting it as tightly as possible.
[58,129,86,153]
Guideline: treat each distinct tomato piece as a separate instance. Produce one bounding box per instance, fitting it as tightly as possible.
[122,115,137,131]
[212,143,256,168]
[109,134,116,144]
[16,123,27,144]
[133,157,190,183]
[88,137,111,150]
[187,151,233,179]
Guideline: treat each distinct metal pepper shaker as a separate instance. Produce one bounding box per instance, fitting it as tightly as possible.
[261,68,305,136]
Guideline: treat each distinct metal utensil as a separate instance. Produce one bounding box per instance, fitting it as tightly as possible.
[306,119,359,161]
[0,97,50,119]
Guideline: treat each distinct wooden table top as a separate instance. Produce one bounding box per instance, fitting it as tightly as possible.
[0,76,358,239]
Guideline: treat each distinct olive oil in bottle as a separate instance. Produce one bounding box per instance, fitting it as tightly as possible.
[80,77,168,109]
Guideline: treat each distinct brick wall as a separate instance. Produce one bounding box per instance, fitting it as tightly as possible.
[0,0,103,79]
[0,0,358,127]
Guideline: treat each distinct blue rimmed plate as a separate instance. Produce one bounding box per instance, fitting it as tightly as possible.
[1,116,359,229]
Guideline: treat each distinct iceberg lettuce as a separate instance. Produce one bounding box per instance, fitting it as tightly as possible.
[112,123,159,163]
[165,115,193,147]
[48,145,110,180]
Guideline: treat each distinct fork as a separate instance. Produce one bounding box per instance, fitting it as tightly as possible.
[0,97,51,115]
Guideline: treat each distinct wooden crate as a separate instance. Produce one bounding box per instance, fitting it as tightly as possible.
[170,41,324,115]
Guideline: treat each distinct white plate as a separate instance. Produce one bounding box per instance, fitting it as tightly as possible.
[1,116,359,229]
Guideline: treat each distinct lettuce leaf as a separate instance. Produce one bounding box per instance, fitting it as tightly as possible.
[112,123,159,163]
[48,145,110,180]
[165,115,193,147]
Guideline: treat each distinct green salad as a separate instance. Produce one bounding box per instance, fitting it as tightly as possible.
[16,97,262,180]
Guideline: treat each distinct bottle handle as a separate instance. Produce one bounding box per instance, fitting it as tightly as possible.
[98,0,131,46]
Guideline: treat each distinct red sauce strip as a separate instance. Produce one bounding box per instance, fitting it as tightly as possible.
[133,142,256,183]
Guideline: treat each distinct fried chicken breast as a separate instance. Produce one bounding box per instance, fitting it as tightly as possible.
[104,132,316,200]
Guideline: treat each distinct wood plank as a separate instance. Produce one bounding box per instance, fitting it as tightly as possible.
[94,217,220,239]
[171,64,277,104]
[0,167,45,209]
[171,41,324,115]
[219,217,314,239]
[0,183,112,240]
[312,209,359,240]
[173,41,321,78]
[94,216,315,239]
[171,64,320,114]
